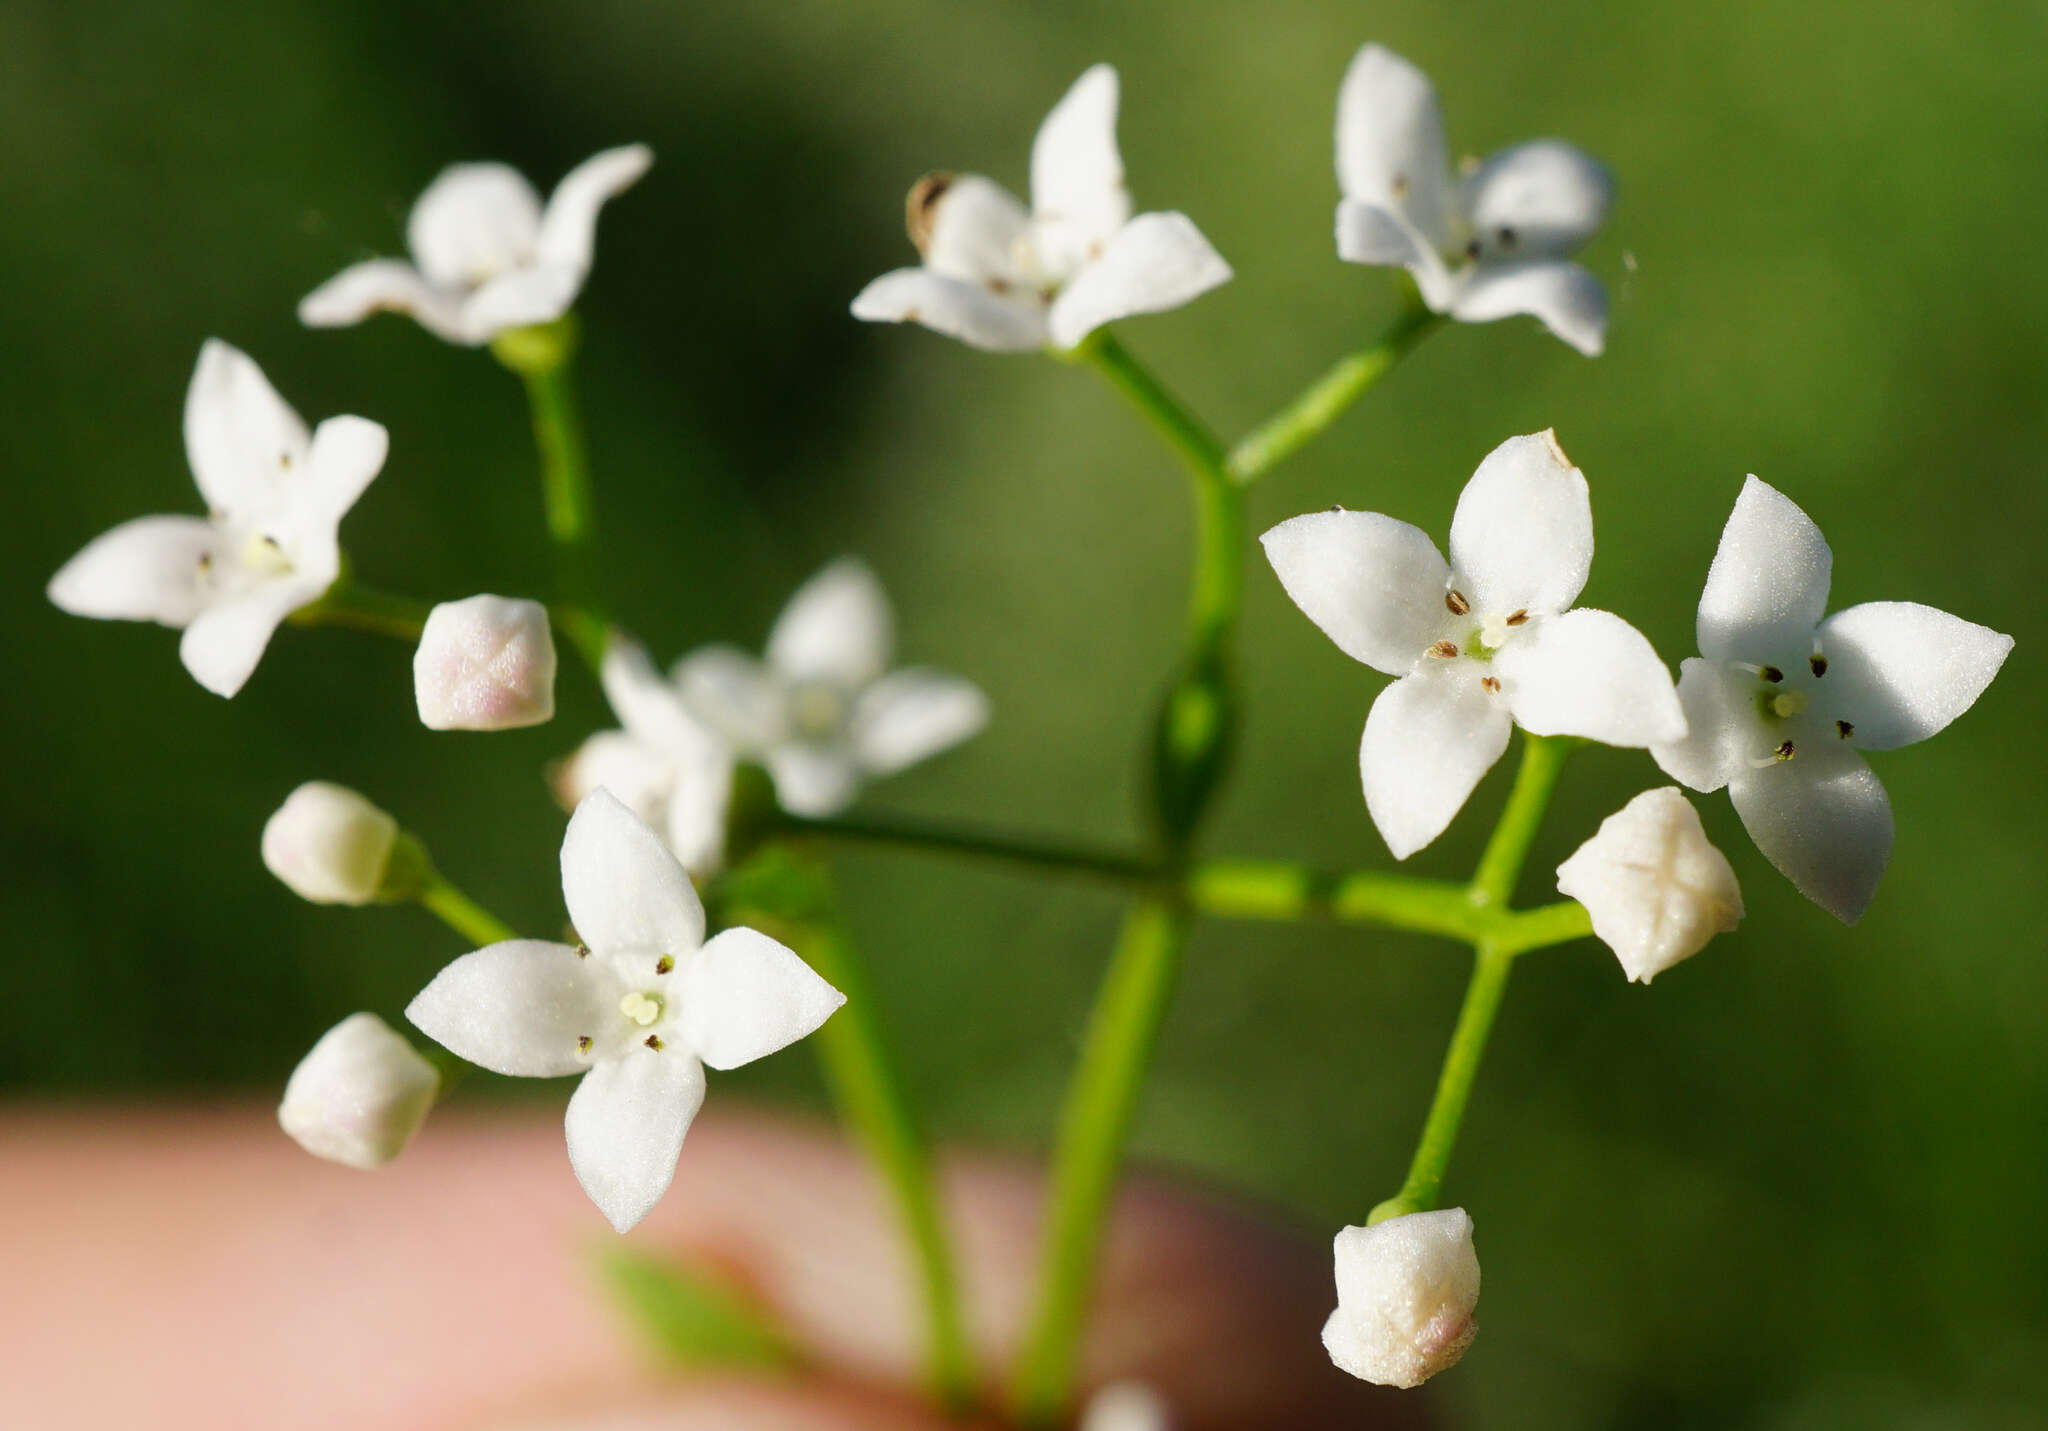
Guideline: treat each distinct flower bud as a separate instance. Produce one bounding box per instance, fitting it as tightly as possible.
[1080,1382,1173,1431]
[413,594,557,731]
[261,781,398,905]
[1322,1208,1480,1389]
[278,1013,439,1168]
[1555,786,1742,984]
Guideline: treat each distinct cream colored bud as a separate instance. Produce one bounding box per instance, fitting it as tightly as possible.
[278,1013,439,1168]
[1322,1208,1480,1389]
[413,594,557,731]
[1556,787,1743,984]
[261,781,398,905]
[1079,1381,1173,1431]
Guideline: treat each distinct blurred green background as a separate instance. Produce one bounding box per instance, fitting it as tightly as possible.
[5,1,2045,1425]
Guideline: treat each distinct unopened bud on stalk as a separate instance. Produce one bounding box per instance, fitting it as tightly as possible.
[1555,786,1742,983]
[413,594,557,731]
[278,1013,439,1168]
[262,782,398,905]
[1322,1208,1480,1389]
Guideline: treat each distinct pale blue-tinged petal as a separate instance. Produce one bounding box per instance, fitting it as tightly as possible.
[561,788,705,957]
[1447,431,1593,618]
[1494,607,1685,746]
[1448,259,1608,357]
[1335,44,1453,250]
[767,558,893,688]
[1815,601,2013,751]
[850,267,1049,352]
[1459,141,1613,258]
[676,926,845,1071]
[1261,509,1451,677]
[850,668,989,775]
[1361,669,1513,859]
[1651,657,1760,794]
[1728,748,1892,923]
[406,162,543,289]
[178,582,315,697]
[535,143,653,273]
[1695,476,1832,666]
[405,939,604,1077]
[47,515,217,627]
[1045,211,1232,350]
[565,1049,705,1232]
[184,340,311,517]
[1029,64,1130,272]
[296,260,470,343]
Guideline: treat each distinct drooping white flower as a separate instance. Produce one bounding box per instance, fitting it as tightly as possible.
[851,65,1232,352]
[554,637,736,876]
[1334,45,1614,356]
[406,790,845,1232]
[299,145,652,346]
[1079,1382,1174,1431]
[1262,432,1685,859]
[262,781,400,905]
[676,558,990,818]
[1556,787,1742,982]
[278,1013,439,1169]
[1323,1208,1481,1390]
[414,594,558,731]
[47,341,387,697]
[1651,477,2012,923]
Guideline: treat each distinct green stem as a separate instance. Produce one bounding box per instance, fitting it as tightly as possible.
[416,873,519,947]
[289,581,431,642]
[1188,860,1481,941]
[1468,734,1574,910]
[779,810,1162,887]
[493,316,603,623]
[1497,898,1595,956]
[1012,898,1189,1426]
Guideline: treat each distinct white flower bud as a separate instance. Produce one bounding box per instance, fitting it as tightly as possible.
[261,781,398,905]
[413,594,557,731]
[1555,786,1743,984]
[1080,1382,1173,1431]
[1322,1208,1480,1389]
[278,1013,439,1168]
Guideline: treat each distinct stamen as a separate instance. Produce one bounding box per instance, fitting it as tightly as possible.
[1836,720,1854,739]
[1747,740,1797,769]
[278,451,293,470]
[1391,174,1410,199]
[1464,237,1483,261]
[1504,609,1529,627]
[1427,640,1460,659]
[644,1034,664,1051]
[1497,225,1517,247]
[1444,589,1470,616]
[655,955,674,975]
[905,172,954,252]
[576,1035,592,1055]
[1776,740,1796,760]
[574,943,589,959]
[1480,676,1501,694]
[1810,654,1828,677]
[1759,665,1784,684]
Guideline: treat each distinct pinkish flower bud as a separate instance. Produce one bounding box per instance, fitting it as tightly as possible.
[1322,1208,1480,1389]
[413,594,557,731]
[278,1013,439,1168]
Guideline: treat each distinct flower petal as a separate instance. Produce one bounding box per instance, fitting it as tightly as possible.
[184,340,311,517]
[1447,431,1593,618]
[1459,141,1613,258]
[602,637,713,755]
[1261,509,1452,676]
[766,743,863,818]
[1045,211,1233,350]
[178,583,314,697]
[406,162,543,289]
[405,939,603,1077]
[561,788,706,957]
[455,264,582,343]
[1493,607,1685,747]
[296,260,469,342]
[922,175,1034,286]
[1447,259,1608,357]
[1814,601,2013,751]
[850,268,1049,352]
[553,730,672,825]
[674,644,784,750]
[296,415,388,530]
[1728,748,1892,923]
[1651,657,1758,794]
[849,668,990,775]
[1695,476,1833,666]
[1361,669,1513,859]
[1335,198,1429,267]
[676,926,846,1071]
[1335,44,1454,251]
[664,753,734,877]
[535,143,653,273]
[767,558,893,688]
[47,515,217,627]
[564,1049,706,1232]
[1029,64,1132,273]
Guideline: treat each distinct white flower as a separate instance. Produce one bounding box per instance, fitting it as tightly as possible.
[851,65,1232,352]
[47,341,387,697]
[278,1013,440,1169]
[554,637,736,876]
[1079,1382,1173,1431]
[1556,787,1742,982]
[262,781,400,905]
[414,594,558,731]
[1651,477,2012,923]
[299,145,652,346]
[676,558,990,818]
[406,790,845,1232]
[1323,1208,1481,1389]
[1262,432,1685,859]
[1334,45,1614,356]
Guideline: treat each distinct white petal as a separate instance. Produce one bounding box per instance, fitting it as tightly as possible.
[676,926,846,1071]
[1447,431,1593,618]
[1815,602,2013,751]
[406,162,543,289]
[178,584,314,697]
[405,939,604,1077]
[1335,198,1429,268]
[767,743,863,818]
[1728,749,1892,923]
[674,644,784,750]
[1493,607,1685,747]
[921,175,1034,286]
[535,143,653,273]
[767,557,893,687]
[1651,657,1758,794]
[1459,141,1613,258]
[555,731,671,820]
[296,415,388,530]
[1260,509,1452,676]
[564,1049,706,1232]
[454,265,582,343]
[1695,476,1832,666]
[849,668,989,775]
[1335,44,1453,250]
[1448,259,1609,357]
[1045,211,1233,350]
[296,260,470,343]
[664,753,734,878]
[850,268,1049,352]
[560,788,706,957]
[1029,64,1132,273]
[601,637,712,755]
[184,340,311,517]
[1361,670,1513,859]
[47,515,217,627]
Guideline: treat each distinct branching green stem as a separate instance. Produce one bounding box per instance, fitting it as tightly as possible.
[1469,734,1575,910]
[290,581,431,642]
[493,316,607,642]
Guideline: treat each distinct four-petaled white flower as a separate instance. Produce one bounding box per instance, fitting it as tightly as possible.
[47,340,387,697]
[1263,432,1685,858]
[406,790,846,1232]
[1650,477,2012,923]
[1335,44,1614,357]
[677,558,990,819]
[299,145,652,346]
[1556,786,1743,983]
[851,65,1232,352]
[1323,1208,1481,1389]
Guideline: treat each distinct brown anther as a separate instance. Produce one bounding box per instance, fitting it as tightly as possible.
[1760,665,1784,683]
[1836,720,1854,739]
[1327,504,1346,513]
[196,553,212,573]
[905,172,954,252]
[986,277,1012,295]
[1445,589,1470,616]
[1427,640,1460,659]
[1505,609,1529,627]
[1810,655,1828,677]
[1391,174,1410,199]
[1775,740,1796,760]
[574,943,590,959]
[1481,676,1501,694]
[644,1034,664,1051]
[1464,237,1483,261]
[655,955,674,975]
[1497,226,1517,248]
[576,1035,592,1053]
[278,451,293,469]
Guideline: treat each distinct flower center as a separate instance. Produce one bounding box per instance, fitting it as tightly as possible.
[240,531,294,577]
[790,681,848,740]
[618,991,664,1027]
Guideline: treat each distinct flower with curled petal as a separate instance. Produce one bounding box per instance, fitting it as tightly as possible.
[852,65,1231,352]
[47,340,387,697]
[299,145,651,346]
[406,790,845,1232]
[1263,432,1685,858]
[1651,477,2012,923]
[1334,44,1614,356]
